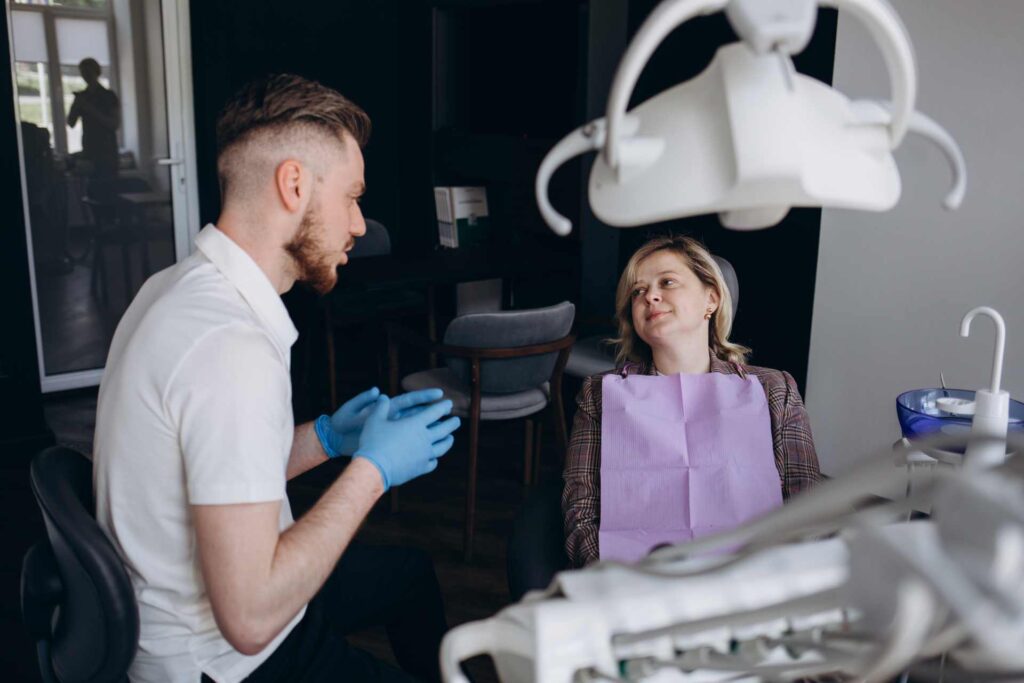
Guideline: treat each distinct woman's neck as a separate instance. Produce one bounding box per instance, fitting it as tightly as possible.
[650,335,712,375]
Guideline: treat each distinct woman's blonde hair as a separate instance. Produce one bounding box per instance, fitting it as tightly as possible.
[612,235,750,366]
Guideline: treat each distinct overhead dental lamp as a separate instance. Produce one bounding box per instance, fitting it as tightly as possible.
[535,0,967,235]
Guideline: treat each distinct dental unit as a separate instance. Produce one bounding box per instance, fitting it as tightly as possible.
[438,0,1024,680]
[535,0,966,235]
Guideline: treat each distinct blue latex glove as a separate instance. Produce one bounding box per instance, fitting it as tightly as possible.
[315,387,446,458]
[354,395,460,491]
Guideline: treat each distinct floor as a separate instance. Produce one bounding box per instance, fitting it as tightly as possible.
[5,371,570,682]
[33,223,175,376]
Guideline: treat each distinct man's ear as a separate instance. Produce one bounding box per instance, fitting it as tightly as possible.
[274,159,306,214]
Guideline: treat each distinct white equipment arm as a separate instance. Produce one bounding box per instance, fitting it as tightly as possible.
[441,434,1024,682]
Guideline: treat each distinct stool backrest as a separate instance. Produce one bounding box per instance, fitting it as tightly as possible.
[348,219,391,258]
[28,446,138,682]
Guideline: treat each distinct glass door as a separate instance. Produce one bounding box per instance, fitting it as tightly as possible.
[7,0,199,392]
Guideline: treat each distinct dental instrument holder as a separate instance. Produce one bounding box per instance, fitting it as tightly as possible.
[535,0,968,236]
[961,307,1010,469]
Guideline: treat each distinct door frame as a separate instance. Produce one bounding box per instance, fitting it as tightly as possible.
[6,0,200,393]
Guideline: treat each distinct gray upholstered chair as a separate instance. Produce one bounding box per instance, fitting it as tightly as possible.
[564,255,740,378]
[388,301,576,560]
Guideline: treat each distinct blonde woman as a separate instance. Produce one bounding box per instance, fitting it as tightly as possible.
[562,235,822,567]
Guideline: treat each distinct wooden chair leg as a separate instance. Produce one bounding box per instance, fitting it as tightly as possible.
[120,243,132,306]
[523,419,535,486]
[551,390,569,463]
[464,412,481,562]
[386,329,400,514]
[91,244,103,301]
[533,421,544,484]
[325,312,338,409]
[426,285,438,369]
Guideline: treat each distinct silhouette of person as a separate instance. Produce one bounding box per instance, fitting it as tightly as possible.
[67,57,120,200]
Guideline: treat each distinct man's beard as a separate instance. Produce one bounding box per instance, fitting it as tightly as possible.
[284,205,339,295]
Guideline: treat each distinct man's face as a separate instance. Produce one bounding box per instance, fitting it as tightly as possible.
[284,135,366,294]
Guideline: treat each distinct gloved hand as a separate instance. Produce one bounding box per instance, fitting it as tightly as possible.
[354,395,460,491]
[315,387,446,458]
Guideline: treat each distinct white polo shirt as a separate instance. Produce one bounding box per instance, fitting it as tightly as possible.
[93,225,305,683]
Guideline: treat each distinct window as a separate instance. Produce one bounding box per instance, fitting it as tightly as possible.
[11,0,116,155]
[15,0,109,10]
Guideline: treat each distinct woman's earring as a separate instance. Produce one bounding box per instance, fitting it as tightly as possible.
[704,308,714,320]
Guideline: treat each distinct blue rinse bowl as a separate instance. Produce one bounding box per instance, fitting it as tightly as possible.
[897,388,1024,452]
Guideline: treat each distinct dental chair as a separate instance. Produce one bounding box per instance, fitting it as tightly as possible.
[509,254,740,598]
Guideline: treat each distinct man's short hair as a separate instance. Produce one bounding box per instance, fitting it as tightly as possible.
[215,74,371,198]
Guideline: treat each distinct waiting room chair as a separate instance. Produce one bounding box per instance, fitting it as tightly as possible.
[324,219,432,408]
[388,301,576,561]
[21,446,139,683]
[563,255,741,379]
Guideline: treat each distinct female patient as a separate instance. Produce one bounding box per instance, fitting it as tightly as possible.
[562,235,822,566]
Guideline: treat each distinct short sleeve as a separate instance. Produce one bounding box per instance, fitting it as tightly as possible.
[164,324,293,505]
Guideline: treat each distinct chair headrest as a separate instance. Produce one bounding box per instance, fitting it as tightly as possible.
[712,255,740,323]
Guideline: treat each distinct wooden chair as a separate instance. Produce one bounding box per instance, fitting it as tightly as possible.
[387,301,576,561]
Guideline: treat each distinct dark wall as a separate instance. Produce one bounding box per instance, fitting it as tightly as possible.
[613,4,839,390]
[0,8,53,458]
[188,1,838,391]
[189,0,437,419]
[189,0,434,252]
[1,8,55,680]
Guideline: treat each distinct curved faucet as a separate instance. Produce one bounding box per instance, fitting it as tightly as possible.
[960,306,1006,394]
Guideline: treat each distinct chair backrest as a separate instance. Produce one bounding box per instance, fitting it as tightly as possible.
[26,446,139,683]
[348,219,391,258]
[444,301,575,394]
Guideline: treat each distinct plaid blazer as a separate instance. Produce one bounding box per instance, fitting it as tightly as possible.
[562,356,823,567]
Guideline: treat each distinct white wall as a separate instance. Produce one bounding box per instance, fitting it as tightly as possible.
[143,0,170,192]
[112,0,137,160]
[806,0,1024,475]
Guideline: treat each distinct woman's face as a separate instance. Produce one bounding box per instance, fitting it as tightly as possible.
[629,250,718,348]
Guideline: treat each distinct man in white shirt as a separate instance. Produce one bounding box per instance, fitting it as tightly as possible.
[93,74,459,682]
